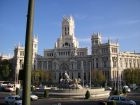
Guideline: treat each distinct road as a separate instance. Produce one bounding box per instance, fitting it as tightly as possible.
[0,92,140,105]
[32,99,99,105]
[0,92,100,105]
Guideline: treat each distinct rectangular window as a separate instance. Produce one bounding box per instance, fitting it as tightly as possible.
[84,72,86,80]
[77,61,81,69]
[72,72,73,79]
[78,72,81,79]
[71,63,74,69]
[96,63,98,68]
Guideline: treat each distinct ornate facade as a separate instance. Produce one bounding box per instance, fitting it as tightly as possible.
[13,16,140,84]
[14,36,38,81]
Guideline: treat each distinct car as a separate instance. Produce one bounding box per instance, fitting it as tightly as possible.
[108,95,136,105]
[106,87,112,90]
[4,85,16,92]
[14,94,38,105]
[30,93,38,101]
[126,88,131,92]
[19,90,38,101]
[123,85,131,92]
[4,95,21,105]
[0,81,11,87]
[130,84,138,90]
[14,100,22,105]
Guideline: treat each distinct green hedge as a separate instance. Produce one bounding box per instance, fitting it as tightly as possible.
[44,90,49,98]
[85,90,90,99]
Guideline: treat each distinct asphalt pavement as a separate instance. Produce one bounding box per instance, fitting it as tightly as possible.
[0,91,140,105]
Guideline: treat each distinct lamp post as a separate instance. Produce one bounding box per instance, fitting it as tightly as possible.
[114,75,116,90]
[90,62,91,89]
[22,0,34,105]
[117,53,119,92]
[81,61,84,87]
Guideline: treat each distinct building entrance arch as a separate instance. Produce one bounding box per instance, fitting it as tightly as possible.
[59,63,69,80]
[59,63,69,71]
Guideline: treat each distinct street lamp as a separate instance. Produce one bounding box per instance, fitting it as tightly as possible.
[81,61,84,87]
[90,62,91,88]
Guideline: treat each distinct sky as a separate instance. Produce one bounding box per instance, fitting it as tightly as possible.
[0,0,140,55]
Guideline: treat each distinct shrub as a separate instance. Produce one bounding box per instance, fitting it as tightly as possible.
[31,85,35,91]
[113,90,120,95]
[99,102,107,105]
[44,90,48,98]
[122,88,127,94]
[85,90,90,99]
[16,88,20,95]
[107,101,116,105]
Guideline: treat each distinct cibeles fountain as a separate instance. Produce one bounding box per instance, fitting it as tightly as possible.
[59,71,83,89]
[49,71,110,98]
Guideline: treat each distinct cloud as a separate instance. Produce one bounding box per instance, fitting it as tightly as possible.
[77,33,140,54]
[111,34,139,40]
[73,14,105,21]
[90,19,140,30]
[116,19,140,25]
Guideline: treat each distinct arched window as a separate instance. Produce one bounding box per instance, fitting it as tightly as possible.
[65,42,69,46]
[60,63,69,71]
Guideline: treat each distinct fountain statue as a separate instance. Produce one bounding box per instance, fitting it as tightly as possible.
[59,71,83,89]
[49,71,109,99]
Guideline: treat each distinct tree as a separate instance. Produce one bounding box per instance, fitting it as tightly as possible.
[0,59,14,81]
[123,68,140,85]
[31,70,52,86]
[96,70,106,85]
[91,69,106,86]
[92,69,97,82]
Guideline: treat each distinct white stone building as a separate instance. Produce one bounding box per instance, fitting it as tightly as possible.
[13,16,140,84]
[0,54,12,60]
[14,36,38,82]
